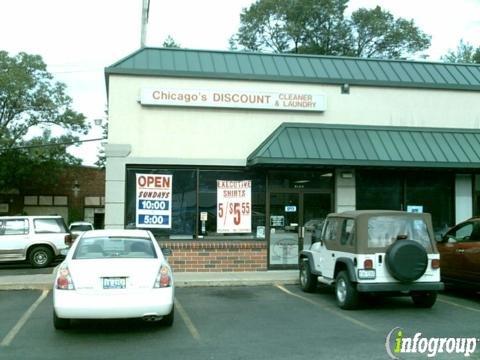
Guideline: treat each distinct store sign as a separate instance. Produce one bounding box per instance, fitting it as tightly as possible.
[136,174,172,228]
[217,180,252,233]
[140,88,326,112]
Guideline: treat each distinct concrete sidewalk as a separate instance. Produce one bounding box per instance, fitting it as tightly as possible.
[0,270,299,291]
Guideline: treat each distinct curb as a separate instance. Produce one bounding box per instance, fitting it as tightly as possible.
[0,269,300,291]
[0,278,299,291]
[174,279,299,288]
[0,279,299,291]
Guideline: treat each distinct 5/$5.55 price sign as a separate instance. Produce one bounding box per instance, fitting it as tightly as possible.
[136,174,172,229]
[217,180,252,233]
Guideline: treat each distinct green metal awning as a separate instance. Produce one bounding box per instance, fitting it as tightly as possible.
[247,123,480,169]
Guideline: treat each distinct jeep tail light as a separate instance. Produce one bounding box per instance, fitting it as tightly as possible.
[431,259,440,269]
[56,265,75,290]
[154,265,172,288]
[363,259,373,269]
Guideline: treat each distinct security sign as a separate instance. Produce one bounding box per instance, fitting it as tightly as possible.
[217,180,251,233]
[136,174,172,228]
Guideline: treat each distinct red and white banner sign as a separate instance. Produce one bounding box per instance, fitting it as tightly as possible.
[140,88,326,112]
[216,180,252,233]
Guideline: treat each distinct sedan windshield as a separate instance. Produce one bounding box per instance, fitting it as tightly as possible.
[73,237,157,259]
[367,216,432,250]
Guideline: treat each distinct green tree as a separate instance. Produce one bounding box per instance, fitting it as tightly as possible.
[0,51,89,192]
[441,40,480,64]
[95,117,108,169]
[162,35,181,48]
[350,6,430,58]
[230,0,431,59]
[231,0,350,54]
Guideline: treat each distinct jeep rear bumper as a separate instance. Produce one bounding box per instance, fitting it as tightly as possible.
[357,282,444,293]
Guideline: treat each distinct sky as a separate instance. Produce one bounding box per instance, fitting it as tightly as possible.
[1,0,479,166]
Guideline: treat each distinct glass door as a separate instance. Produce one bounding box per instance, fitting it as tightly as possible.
[268,192,331,268]
[269,193,300,267]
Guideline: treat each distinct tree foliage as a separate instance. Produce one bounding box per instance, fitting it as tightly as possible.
[0,51,89,192]
[350,6,431,58]
[162,35,181,48]
[441,40,480,64]
[95,118,108,169]
[230,0,431,59]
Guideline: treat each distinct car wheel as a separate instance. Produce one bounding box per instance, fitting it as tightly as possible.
[53,310,70,330]
[29,246,53,268]
[411,291,437,308]
[385,240,428,282]
[161,305,174,326]
[335,271,359,310]
[299,258,317,293]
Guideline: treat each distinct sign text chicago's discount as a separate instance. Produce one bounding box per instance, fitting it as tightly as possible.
[216,180,251,233]
[136,174,172,228]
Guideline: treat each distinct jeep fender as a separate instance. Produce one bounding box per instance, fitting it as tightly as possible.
[334,258,357,282]
[299,251,322,275]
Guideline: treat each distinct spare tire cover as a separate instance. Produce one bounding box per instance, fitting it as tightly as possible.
[385,240,428,282]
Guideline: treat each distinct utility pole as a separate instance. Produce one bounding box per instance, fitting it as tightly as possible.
[140,0,150,48]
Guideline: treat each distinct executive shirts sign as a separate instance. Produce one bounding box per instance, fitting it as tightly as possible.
[216,180,252,233]
[136,174,172,229]
[140,88,326,112]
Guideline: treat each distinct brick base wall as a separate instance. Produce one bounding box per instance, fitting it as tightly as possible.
[160,241,267,272]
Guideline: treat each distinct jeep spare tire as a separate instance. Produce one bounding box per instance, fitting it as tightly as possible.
[385,240,428,282]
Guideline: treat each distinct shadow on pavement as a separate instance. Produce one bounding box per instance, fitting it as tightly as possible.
[0,259,62,275]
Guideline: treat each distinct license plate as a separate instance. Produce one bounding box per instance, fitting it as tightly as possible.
[103,277,126,289]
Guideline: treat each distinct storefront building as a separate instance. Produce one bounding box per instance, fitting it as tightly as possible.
[104,48,480,271]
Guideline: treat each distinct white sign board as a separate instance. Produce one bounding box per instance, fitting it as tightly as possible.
[140,88,326,112]
[217,180,252,233]
[407,205,423,213]
[136,174,172,228]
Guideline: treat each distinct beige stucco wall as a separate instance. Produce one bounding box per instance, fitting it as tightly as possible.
[108,75,480,165]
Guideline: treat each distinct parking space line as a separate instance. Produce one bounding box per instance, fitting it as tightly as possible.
[438,296,480,313]
[174,298,201,342]
[274,284,377,333]
[0,290,49,347]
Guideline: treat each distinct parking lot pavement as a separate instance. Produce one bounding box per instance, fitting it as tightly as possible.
[0,286,479,360]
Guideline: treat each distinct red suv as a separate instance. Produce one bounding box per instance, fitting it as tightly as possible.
[437,217,480,290]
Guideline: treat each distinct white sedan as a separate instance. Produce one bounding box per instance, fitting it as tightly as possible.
[53,229,174,329]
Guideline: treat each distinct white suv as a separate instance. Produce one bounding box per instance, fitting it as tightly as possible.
[299,210,444,309]
[0,215,70,268]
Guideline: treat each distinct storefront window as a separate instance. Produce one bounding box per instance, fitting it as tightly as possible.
[126,167,266,240]
[356,170,454,234]
[198,170,266,239]
[125,168,197,238]
[405,172,453,234]
[356,171,403,211]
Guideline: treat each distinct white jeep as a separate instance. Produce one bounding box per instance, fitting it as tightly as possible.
[299,210,444,309]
